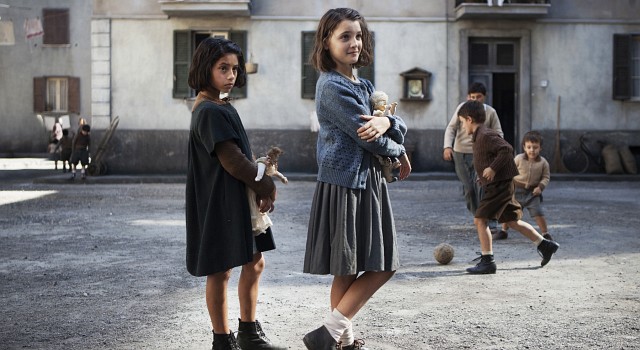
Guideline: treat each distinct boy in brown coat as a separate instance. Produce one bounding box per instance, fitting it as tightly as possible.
[457,100,559,274]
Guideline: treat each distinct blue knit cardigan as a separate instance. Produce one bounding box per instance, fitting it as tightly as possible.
[315,71,407,189]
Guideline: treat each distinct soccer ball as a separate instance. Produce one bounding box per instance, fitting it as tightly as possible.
[434,243,454,265]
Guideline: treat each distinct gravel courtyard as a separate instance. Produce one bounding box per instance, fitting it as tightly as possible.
[1,159,639,349]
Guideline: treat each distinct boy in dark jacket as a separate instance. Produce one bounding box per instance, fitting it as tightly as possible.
[457,100,559,274]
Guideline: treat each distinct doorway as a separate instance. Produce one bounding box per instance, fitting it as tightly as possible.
[468,38,519,148]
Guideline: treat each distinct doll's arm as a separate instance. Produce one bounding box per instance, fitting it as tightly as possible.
[255,156,269,181]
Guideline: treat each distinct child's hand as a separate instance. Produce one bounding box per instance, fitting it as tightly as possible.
[358,114,391,142]
[443,147,453,161]
[398,153,412,180]
[482,167,496,181]
[257,194,275,213]
[532,186,542,196]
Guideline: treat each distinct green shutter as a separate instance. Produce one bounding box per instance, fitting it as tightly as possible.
[173,30,192,98]
[357,32,375,86]
[612,34,631,100]
[229,31,247,99]
[301,31,318,99]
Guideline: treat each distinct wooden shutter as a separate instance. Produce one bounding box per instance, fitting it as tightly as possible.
[68,77,80,113]
[301,31,318,99]
[229,31,247,99]
[173,30,192,98]
[34,77,46,112]
[43,8,69,45]
[613,34,631,100]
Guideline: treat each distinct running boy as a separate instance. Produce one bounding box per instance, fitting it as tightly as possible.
[497,131,553,241]
[458,100,559,274]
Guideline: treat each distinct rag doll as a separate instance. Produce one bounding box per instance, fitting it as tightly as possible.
[370,91,401,183]
[248,147,288,235]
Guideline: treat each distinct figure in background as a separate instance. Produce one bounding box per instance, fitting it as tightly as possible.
[443,82,504,238]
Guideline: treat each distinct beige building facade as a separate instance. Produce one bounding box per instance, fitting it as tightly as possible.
[1,0,639,174]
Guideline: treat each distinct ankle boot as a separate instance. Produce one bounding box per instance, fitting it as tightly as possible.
[537,239,560,267]
[466,254,497,274]
[237,319,287,350]
[212,331,241,350]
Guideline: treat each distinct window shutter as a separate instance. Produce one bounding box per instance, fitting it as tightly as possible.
[173,30,192,98]
[43,8,69,45]
[301,31,317,99]
[229,31,247,99]
[34,77,46,112]
[357,32,375,86]
[357,65,375,86]
[613,34,631,100]
[68,77,80,114]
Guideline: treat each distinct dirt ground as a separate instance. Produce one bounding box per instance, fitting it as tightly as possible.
[1,158,639,349]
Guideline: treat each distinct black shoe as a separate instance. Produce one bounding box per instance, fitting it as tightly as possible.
[537,239,559,267]
[69,174,76,181]
[212,331,241,350]
[466,254,497,274]
[303,326,341,350]
[237,319,286,350]
[543,233,553,241]
[492,230,508,240]
[342,339,367,350]
[81,174,86,180]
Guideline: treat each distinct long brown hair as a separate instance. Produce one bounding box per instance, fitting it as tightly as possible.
[309,8,373,72]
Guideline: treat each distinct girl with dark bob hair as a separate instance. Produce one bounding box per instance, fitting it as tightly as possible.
[185,37,284,350]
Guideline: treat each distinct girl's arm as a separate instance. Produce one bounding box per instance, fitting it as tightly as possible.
[358,113,407,145]
[216,140,276,200]
[318,81,405,157]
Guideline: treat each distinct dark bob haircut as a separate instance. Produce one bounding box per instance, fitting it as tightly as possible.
[188,37,246,92]
[310,8,373,72]
[458,100,486,124]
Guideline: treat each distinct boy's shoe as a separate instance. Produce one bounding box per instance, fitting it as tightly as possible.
[212,331,241,350]
[537,239,559,267]
[69,173,76,181]
[543,233,554,241]
[466,254,497,274]
[492,230,509,240]
[81,174,86,180]
[343,339,367,350]
[237,319,286,350]
[303,326,341,350]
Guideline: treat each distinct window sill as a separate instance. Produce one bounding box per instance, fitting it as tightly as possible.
[42,44,72,48]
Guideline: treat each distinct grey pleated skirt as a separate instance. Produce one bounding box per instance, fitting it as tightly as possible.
[303,156,399,276]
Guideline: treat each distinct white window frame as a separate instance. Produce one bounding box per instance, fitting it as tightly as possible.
[46,77,69,112]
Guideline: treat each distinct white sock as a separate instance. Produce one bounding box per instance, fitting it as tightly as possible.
[323,309,351,342]
[339,324,354,346]
[481,250,493,256]
[534,237,544,246]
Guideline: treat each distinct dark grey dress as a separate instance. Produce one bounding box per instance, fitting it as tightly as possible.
[186,101,275,277]
[303,154,399,276]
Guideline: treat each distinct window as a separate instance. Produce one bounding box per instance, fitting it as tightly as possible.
[43,8,69,45]
[613,34,640,100]
[173,30,247,99]
[33,76,80,113]
[301,31,375,99]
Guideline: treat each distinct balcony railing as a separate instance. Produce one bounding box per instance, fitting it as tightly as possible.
[455,0,551,20]
[158,0,251,17]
